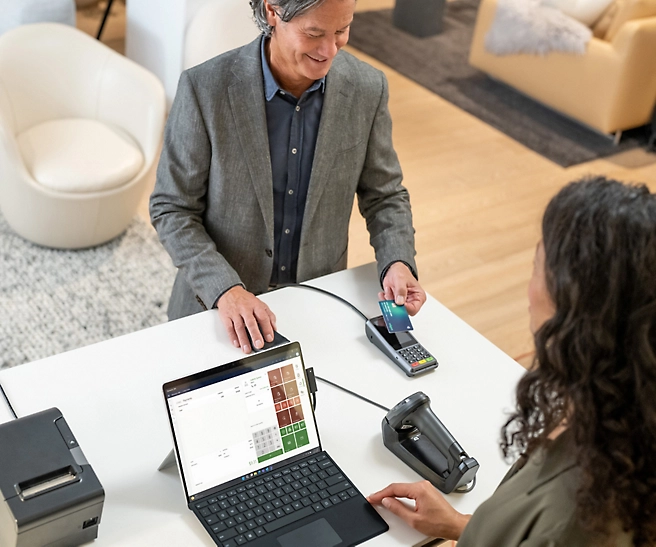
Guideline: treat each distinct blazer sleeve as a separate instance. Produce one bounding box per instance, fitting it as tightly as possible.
[355,72,418,284]
[149,71,243,309]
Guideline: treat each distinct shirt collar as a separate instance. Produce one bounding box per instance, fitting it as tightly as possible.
[260,36,326,101]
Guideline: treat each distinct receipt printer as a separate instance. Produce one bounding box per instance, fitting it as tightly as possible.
[0,408,104,547]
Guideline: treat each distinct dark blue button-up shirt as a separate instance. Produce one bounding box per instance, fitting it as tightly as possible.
[261,38,325,286]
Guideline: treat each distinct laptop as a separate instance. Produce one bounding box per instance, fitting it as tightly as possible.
[162,341,388,547]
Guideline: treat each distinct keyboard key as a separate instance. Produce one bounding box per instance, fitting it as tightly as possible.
[327,482,351,495]
[325,474,345,486]
[264,506,314,533]
[216,527,237,542]
[235,536,247,545]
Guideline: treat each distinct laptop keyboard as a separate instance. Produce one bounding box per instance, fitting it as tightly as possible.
[193,452,359,547]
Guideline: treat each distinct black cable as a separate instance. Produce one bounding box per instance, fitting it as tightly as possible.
[315,375,389,412]
[284,284,370,322]
[0,382,18,419]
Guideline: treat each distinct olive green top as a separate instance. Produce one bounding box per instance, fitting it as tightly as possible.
[458,431,633,546]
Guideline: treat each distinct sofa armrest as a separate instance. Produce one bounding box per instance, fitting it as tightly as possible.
[608,16,656,129]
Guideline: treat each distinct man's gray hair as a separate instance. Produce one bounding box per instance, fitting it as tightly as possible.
[250,0,327,37]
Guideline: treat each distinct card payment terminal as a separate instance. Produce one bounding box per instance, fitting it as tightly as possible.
[365,316,438,377]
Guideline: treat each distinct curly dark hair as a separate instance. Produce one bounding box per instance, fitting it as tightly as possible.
[501,176,656,545]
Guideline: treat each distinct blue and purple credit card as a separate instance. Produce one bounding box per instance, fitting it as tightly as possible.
[379,300,413,333]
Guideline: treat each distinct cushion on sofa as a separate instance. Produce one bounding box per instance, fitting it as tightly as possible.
[17,118,144,193]
[542,0,615,26]
[595,0,656,40]
[485,0,592,56]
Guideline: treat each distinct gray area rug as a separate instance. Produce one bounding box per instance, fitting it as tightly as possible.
[349,3,652,167]
[0,214,176,369]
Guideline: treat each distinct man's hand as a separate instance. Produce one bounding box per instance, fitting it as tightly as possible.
[217,286,276,354]
[379,262,427,316]
[367,481,471,540]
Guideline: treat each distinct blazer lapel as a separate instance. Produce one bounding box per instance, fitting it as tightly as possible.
[228,38,274,238]
[302,54,355,234]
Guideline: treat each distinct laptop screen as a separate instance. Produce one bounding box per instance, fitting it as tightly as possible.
[163,342,321,500]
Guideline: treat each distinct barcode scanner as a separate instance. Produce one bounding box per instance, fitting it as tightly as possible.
[382,392,479,494]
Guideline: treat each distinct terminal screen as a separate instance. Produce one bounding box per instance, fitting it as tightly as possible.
[167,354,319,497]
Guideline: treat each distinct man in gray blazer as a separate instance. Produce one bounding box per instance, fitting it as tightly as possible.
[150,0,426,353]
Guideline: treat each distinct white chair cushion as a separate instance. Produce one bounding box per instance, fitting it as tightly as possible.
[542,0,615,26]
[17,118,144,193]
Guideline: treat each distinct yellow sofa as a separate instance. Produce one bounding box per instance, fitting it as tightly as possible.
[469,0,656,135]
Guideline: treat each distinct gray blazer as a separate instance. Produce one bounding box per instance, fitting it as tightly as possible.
[150,37,417,320]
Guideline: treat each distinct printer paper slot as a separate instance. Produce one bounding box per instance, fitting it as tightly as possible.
[18,466,79,500]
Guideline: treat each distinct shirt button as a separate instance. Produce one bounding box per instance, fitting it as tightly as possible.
[291,148,297,154]
[281,266,286,271]
[295,106,300,112]
[288,189,294,195]
[284,229,290,234]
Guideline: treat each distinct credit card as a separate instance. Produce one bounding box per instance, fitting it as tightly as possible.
[379,300,413,333]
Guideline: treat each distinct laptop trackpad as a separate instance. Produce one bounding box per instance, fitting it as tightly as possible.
[277,518,342,547]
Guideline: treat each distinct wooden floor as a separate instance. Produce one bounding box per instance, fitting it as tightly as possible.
[78,0,656,369]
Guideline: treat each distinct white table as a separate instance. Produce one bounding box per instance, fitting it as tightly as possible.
[0,263,525,546]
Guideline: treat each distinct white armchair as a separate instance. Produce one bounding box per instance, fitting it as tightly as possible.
[0,23,166,248]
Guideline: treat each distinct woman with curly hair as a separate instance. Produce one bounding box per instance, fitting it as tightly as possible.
[368,176,656,546]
